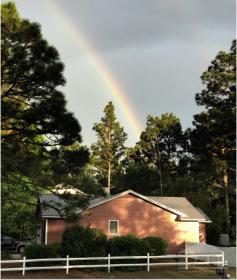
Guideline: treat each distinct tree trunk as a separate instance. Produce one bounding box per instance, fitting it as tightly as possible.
[158,164,163,196]
[107,128,111,195]
[223,171,230,234]
[108,161,111,195]
[222,148,230,235]
[156,147,163,196]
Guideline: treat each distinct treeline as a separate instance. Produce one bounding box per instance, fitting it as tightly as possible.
[1,2,236,245]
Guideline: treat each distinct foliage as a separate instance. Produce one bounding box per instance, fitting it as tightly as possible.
[1,183,40,239]
[106,234,150,256]
[142,236,168,255]
[121,113,186,195]
[188,40,236,237]
[60,225,107,257]
[206,223,221,245]
[1,2,81,146]
[114,163,160,195]
[1,2,90,238]
[25,244,61,259]
[91,102,127,192]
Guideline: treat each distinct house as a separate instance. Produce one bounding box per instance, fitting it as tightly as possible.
[37,189,211,253]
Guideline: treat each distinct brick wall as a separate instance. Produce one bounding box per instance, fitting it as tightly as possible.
[199,223,206,243]
[47,193,201,253]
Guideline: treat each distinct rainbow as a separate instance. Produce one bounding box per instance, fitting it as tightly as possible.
[46,0,143,141]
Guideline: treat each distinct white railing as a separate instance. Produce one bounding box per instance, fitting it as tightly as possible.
[1,252,225,276]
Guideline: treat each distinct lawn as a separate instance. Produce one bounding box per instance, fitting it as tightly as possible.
[1,266,236,279]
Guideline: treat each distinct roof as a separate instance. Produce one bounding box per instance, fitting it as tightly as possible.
[147,196,211,222]
[38,194,75,218]
[38,189,211,222]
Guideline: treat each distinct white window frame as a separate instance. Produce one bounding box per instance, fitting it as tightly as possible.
[108,220,119,236]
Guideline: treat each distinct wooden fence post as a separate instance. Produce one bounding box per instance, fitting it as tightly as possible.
[185,248,188,270]
[147,253,150,272]
[22,256,26,276]
[108,254,110,273]
[66,255,69,274]
[221,252,225,267]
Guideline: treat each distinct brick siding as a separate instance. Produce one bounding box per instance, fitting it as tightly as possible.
[199,222,206,243]
[47,193,201,253]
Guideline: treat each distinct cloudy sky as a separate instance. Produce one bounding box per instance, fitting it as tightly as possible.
[12,0,235,146]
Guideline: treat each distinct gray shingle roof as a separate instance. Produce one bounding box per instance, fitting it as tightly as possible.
[39,190,211,222]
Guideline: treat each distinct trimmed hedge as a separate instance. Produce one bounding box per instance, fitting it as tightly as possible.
[60,225,107,257]
[142,236,168,255]
[106,234,150,256]
[24,244,60,259]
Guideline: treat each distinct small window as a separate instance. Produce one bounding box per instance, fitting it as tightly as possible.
[109,220,119,235]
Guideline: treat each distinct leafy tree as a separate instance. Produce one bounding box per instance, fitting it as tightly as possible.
[91,102,127,194]
[127,113,186,195]
[188,40,236,237]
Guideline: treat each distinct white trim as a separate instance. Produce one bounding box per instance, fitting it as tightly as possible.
[179,218,212,223]
[45,219,48,245]
[76,190,185,217]
[42,216,63,218]
[108,220,119,236]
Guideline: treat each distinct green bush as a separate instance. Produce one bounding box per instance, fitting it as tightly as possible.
[206,223,221,245]
[142,236,168,255]
[60,225,107,257]
[106,234,150,272]
[25,244,60,259]
[106,234,150,256]
[24,244,61,267]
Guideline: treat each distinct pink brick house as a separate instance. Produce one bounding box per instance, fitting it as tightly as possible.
[37,190,211,253]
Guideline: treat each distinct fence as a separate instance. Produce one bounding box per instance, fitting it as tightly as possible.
[1,252,224,276]
[215,247,236,268]
[185,242,235,267]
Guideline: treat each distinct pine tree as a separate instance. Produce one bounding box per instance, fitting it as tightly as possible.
[1,2,90,237]
[1,2,81,146]
[91,102,127,194]
[129,113,186,195]
[189,40,236,236]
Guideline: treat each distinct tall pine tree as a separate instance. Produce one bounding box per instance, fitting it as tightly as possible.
[127,113,186,195]
[189,40,236,237]
[91,102,127,194]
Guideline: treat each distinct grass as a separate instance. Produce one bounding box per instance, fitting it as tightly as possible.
[1,266,236,279]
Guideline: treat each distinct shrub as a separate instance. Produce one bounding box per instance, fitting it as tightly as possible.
[24,244,61,267]
[206,223,221,245]
[106,234,150,272]
[106,234,150,256]
[60,225,107,257]
[142,236,168,255]
[24,244,60,259]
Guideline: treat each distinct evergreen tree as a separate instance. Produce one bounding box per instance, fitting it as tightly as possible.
[91,102,127,194]
[189,40,236,237]
[1,2,81,146]
[128,113,186,195]
[1,2,90,237]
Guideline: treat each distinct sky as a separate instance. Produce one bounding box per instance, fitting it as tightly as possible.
[11,0,236,147]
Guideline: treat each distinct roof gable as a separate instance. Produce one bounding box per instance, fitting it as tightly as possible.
[81,190,185,217]
[38,189,211,222]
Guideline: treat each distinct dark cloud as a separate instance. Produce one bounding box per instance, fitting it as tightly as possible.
[58,0,235,53]
[12,0,236,145]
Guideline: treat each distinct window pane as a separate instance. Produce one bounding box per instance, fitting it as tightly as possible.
[110,221,118,234]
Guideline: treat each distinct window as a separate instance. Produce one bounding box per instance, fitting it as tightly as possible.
[109,220,119,235]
